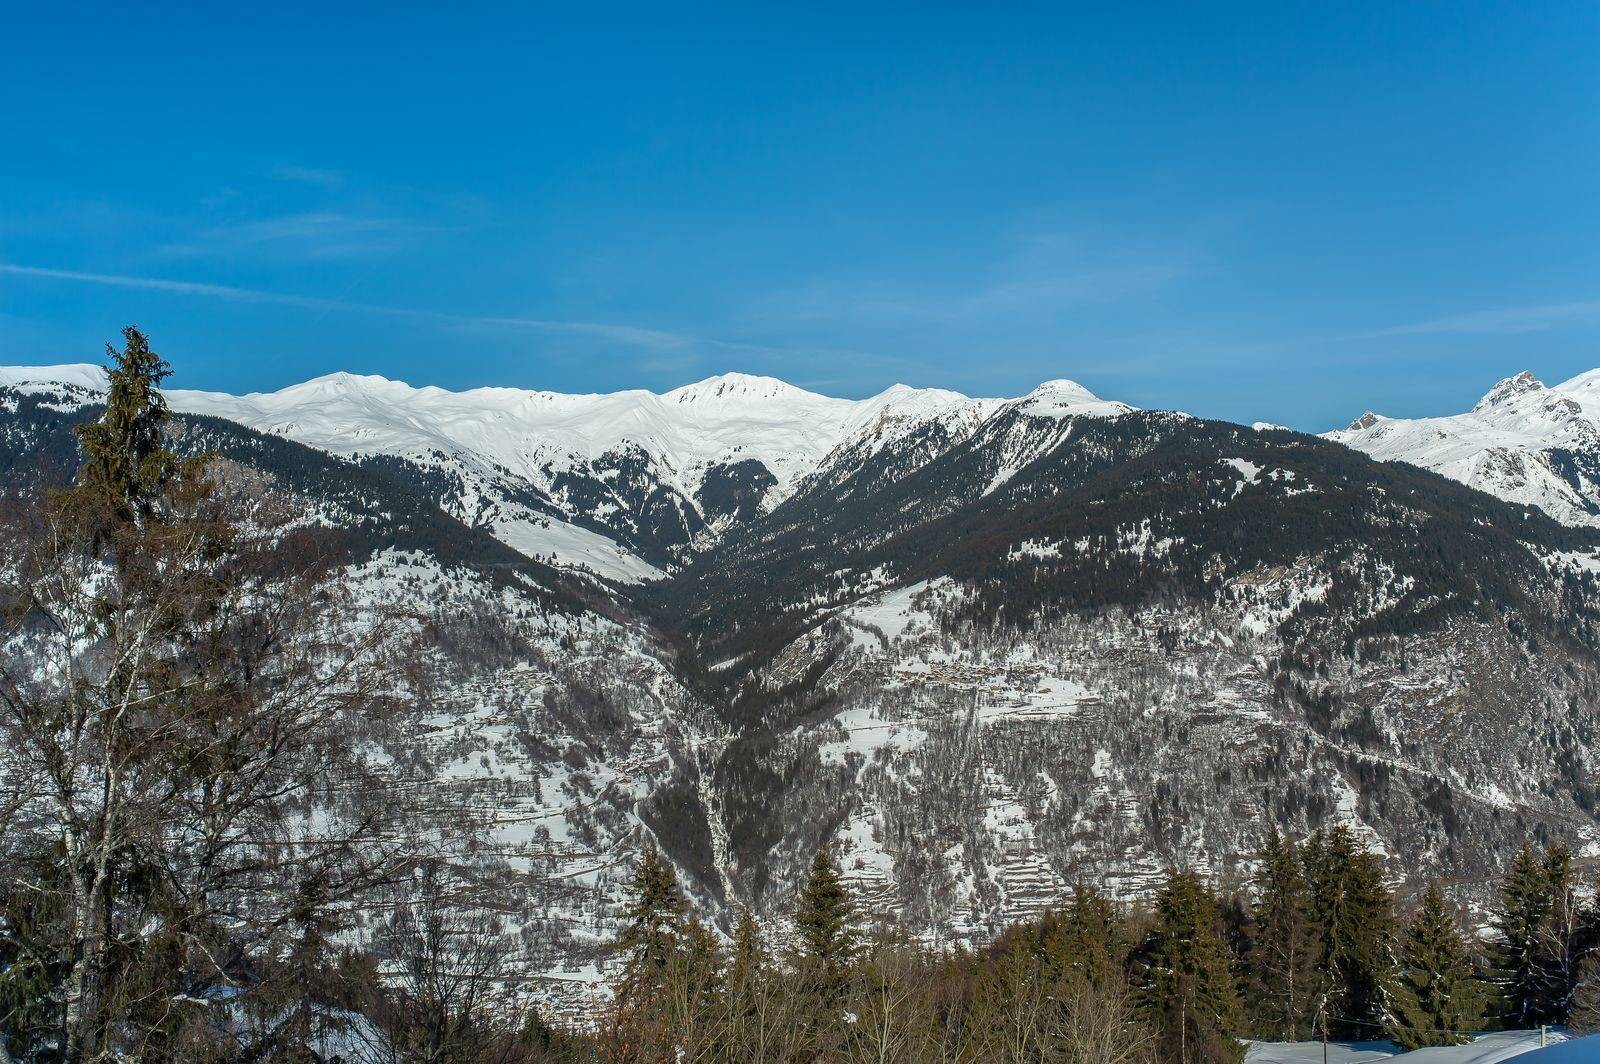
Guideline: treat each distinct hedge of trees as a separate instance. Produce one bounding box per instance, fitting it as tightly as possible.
[589,830,1598,1064]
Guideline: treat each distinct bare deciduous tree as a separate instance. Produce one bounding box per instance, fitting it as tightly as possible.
[355,859,552,1064]
[0,329,413,1061]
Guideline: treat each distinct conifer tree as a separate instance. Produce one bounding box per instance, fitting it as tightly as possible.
[676,915,724,1003]
[1492,843,1555,1027]
[1342,847,1396,1033]
[793,846,859,1001]
[719,906,804,1062]
[1538,844,1581,1024]
[728,905,765,990]
[663,915,725,1056]
[74,325,177,521]
[721,905,766,1037]
[614,846,688,993]
[1386,885,1481,1051]
[1040,883,1125,992]
[1304,827,1396,1038]
[1135,869,1244,1064]
[1246,829,1319,1040]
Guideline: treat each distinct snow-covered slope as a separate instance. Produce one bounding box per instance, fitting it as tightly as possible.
[178,371,860,497]
[1329,370,1600,526]
[0,364,1129,581]
[0,363,108,393]
[1245,1029,1576,1063]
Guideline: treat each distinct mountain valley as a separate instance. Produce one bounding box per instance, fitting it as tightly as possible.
[5,362,1599,1003]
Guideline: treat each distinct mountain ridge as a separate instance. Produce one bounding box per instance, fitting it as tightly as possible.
[0,363,1131,581]
[15,359,1600,558]
[1330,367,1600,527]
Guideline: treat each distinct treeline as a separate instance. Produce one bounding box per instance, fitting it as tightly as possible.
[582,829,1600,1064]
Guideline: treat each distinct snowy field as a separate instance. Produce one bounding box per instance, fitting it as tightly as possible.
[1246,1030,1590,1063]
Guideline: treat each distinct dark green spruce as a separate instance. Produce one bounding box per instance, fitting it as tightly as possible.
[1246,828,1320,1041]
[1386,884,1482,1050]
[1135,868,1245,1064]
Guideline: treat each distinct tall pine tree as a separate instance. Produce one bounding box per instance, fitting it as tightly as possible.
[1343,847,1397,1034]
[1386,885,1482,1051]
[614,846,688,996]
[1492,843,1555,1027]
[1039,883,1125,992]
[1246,829,1319,1040]
[74,325,177,522]
[1305,827,1396,1038]
[792,846,859,1003]
[727,905,765,991]
[1537,844,1581,1024]
[1135,869,1245,1064]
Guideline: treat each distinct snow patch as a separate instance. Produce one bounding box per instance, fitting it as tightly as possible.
[493,516,665,583]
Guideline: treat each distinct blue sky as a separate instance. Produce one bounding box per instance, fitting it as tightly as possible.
[2,2,1596,430]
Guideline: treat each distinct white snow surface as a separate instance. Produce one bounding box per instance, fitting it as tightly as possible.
[0,366,1125,497]
[493,515,666,583]
[1245,1030,1575,1063]
[0,363,109,393]
[1007,378,1134,421]
[1328,370,1600,526]
[1,364,1135,580]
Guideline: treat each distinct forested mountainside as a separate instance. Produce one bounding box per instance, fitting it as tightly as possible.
[650,405,1600,927]
[5,363,1600,991]
[0,378,722,999]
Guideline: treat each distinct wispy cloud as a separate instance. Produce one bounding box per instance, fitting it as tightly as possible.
[162,210,453,260]
[0,263,337,307]
[212,211,432,244]
[1353,299,1600,338]
[0,262,750,355]
[756,216,1199,331]
[270,164,345,187]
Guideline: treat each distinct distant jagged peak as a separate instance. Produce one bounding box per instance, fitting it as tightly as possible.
[1473,370,1545,412]
[1326,365,1600,529]
[1345,411,1388,432]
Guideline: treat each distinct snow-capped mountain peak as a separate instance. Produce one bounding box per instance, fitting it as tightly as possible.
[1,362,1140,581]
[1010,378,1133,420]
[664,371,829,406]
[1331,367,1600,527]
[1345,411,1387,432]
[1473,370,1545,412]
